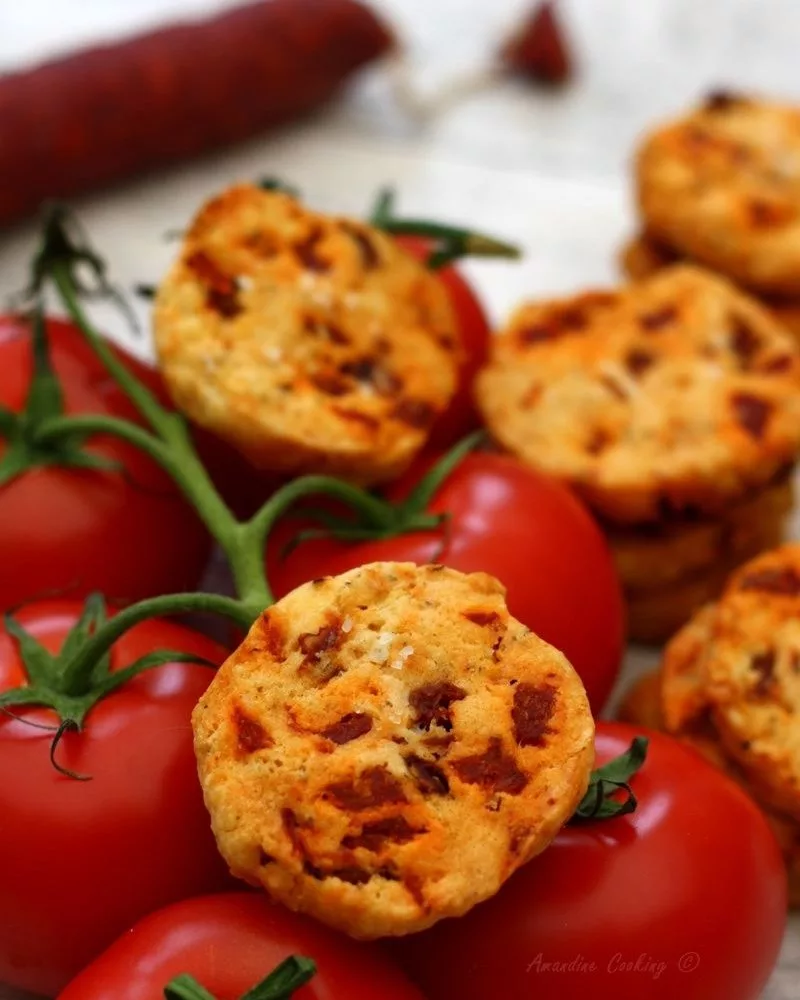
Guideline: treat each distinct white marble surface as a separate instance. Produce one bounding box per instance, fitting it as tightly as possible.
[1,2,800,998]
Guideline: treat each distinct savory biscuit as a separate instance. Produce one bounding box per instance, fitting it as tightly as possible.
[661,602,718,733]
[703,544,800,821]
[621,231,800,342]
[658,604,800,906]
[617,669,664,729]
[193,562,594,939]
[609,475,792,592]
[767,809,800,908]
[627,565,738,645]
[477,265,800,524]
[155,185,458,485]
[636,93,800,295]
[619,231,680,282]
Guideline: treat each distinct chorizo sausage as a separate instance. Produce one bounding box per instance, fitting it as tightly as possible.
[0,0,392,227]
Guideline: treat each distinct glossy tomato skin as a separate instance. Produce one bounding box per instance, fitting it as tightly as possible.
[60,892,425,1000]
[395,724,787,1000]
[0,601,235,995]
[0,315,210,608]
[394,235,490,451]
[268,452,625,712]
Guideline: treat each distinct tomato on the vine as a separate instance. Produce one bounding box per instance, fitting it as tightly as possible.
[394,235,491,450]
[395,723,787,1000]
[0,601,233,995]
[60,892,425,1000]
[268,451,625,712]
[0,315,210,608]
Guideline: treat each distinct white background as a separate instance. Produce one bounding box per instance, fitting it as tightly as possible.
[1,2,799,997]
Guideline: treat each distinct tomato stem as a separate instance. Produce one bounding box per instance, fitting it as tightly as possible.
[276,432,483,558]
[163,956,316,1000]
[0,303,124,485]
[59,592,251,696]
[399,430,486,517]
[0,592,242,778]
[370,187,521,268]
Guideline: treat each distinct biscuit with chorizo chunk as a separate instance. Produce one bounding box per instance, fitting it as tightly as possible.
[620,231,800,343]
[636,93,800,295]
[154,185,458,485]
[477,265,800,524]
[193,561,594,938]
[703,544,800,822]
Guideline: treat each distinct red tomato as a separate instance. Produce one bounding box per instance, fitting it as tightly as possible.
[268,451,624,712]
[394,235,491,450]
[192,422,285,519]
[395,724,787,1000]
[60,892,425,1000]
[0,601,234,995]
[0,315,210,608]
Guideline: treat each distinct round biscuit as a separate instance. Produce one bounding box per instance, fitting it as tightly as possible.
[477,265,800,524]
[661,602,718,733]
[703,543,800,821]
[609,475,792,592]
[192,561,594,938]
[619,231,680,282]
[636,93,800,295]
[154,186,458,485]
[617,669,664,730]
[621,232,800,344]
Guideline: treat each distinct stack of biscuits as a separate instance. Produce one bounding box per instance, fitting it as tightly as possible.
[623,92,800,342]
[619,542,800,907]
[476,265,800,642]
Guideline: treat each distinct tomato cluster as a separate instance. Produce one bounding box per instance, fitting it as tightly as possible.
[0,238,787,1000]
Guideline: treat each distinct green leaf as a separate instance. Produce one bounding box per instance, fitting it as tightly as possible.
[0,405,18,437]
[95,650,217,699]
[25,306,65,423]
[369,187,521,266]
[0,447,31,487]
[571,737,649,823]
[258,177,300,198]
[400,429,485,517]
[30,202,140,334]
[163,957,316,1000]
[241,956,317,1000]
[0,687,55,711]
[3,613,57,688]
[59,594,107,671]
[163,974,216,1000]
[369,186,396,225]
[590,735,649,785]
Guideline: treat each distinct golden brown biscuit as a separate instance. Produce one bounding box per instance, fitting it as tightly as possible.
[155,185,459,485]
[627,566,737,645]
[661,602,718,731]
[617,669,664,729]
[660,607,800,906]
[767,809,800,908]
[609,474,792,592]
[703,544,800,821]
[621,231,800,342]
[636,93,800,295]
[477,265,800,524]
[619,231,680,282]
[193,561,594,938]
[769,298,800,342]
